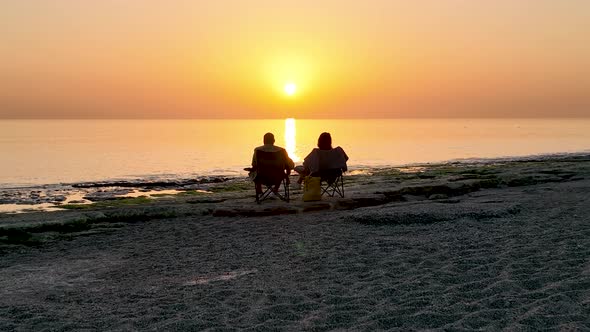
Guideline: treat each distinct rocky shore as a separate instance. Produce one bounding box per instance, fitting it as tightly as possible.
[1,154,590,330]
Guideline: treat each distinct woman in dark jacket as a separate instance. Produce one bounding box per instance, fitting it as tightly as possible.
[295,132,348,184]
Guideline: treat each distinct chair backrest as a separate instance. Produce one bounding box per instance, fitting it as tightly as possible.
[315,149,347,184]
[255,150,288,185]
[317,149,347,172]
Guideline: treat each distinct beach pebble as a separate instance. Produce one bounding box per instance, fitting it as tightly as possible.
[51,195,67,202]
[428,193,449,200]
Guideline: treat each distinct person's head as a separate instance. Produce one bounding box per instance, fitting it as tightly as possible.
[317,132,332,150]
[263,132,275,145]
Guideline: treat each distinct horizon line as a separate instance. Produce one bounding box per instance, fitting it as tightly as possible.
[1,116,589,120]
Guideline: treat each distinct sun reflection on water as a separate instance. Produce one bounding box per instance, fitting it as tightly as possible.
[284,118,300,162]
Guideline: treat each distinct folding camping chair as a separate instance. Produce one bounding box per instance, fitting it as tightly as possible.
[253,150,290,203]
[313,149,346,198]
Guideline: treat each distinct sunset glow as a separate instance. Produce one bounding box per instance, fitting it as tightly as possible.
[0,1,589,119]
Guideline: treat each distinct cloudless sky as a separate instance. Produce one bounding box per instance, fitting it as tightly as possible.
[1,0,589,118]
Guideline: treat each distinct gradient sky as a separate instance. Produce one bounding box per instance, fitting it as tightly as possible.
[1,0,589,119]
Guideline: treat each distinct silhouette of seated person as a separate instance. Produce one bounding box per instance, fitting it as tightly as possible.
[295,132,348,184]
[248,132,294,196]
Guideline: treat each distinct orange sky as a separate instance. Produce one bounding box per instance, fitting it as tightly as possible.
[1,0,589,119]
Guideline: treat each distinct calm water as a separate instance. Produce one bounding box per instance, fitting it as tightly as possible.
[1,119,589,187]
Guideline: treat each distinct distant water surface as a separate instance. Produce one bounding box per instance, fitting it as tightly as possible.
[0,119,589,187]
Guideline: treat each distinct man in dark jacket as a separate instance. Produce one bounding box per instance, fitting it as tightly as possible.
[250,133,294,195]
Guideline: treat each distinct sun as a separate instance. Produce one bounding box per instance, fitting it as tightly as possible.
[284,82,297,96]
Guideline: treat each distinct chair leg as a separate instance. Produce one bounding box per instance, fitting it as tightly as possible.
[320,176,345,198]
[256,179,290,203]
[321,182,334,197]
[256,186,273,203]
[337,176,344,197]
[321,183,328,197]
[278,178,290,202]
[283,178,290,202]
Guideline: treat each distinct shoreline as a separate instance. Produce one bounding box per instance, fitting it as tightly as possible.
[1,152,589,229]
[1,151,589,214]
[2,150,589,190]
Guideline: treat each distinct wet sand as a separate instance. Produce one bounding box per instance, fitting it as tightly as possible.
[1,155,590,330]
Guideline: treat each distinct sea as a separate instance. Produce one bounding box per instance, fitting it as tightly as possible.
[1,118,590,188]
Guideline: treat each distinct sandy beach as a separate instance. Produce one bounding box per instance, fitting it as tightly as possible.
[1,155,590,330]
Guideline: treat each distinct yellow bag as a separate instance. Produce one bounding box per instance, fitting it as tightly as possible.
[302,176,322,201]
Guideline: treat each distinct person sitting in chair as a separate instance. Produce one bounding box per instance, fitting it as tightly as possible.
[295,132,348,184]
[248,132,294,196]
